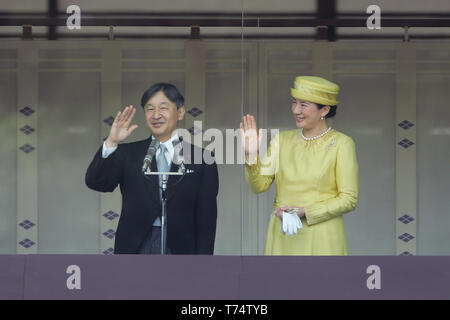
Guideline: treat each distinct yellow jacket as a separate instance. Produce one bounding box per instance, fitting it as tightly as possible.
[245,129,359,255]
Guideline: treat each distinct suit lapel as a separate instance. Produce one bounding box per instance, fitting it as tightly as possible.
[165,156,180,201]
[165,141,194,201]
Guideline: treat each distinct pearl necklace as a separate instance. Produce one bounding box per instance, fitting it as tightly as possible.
[300,127,332,141]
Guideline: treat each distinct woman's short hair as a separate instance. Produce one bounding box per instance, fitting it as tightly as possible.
[140,83,184,109]
[317,104,337,118]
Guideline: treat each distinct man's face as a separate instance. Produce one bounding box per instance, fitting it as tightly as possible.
[144,90,185,142]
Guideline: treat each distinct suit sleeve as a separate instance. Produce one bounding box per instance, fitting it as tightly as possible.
[195,154,219,254]
[304,139,359,225]
[85,144,124,193]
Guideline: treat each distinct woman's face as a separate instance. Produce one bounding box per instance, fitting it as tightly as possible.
[291,98,329,129]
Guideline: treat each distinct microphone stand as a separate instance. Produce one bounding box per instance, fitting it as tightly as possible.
[145,167,184,255]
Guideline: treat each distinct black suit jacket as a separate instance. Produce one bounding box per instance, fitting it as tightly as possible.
[85,136,219,254]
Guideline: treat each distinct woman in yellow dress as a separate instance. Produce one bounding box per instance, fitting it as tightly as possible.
[241,76,359,255]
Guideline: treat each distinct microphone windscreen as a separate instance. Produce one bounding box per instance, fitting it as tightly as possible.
[148,139,159,156]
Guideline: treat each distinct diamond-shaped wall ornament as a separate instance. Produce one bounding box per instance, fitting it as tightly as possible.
[398,233,415,243]
[187,107,203,117]
[398,120,415,130]
[103,211,119,220]
[19,220,36,230]
[19,238,35,248]
[398,214,415,224]
[399,251,413,256]
[102,248,114,255]
[20,125,35,135]
[103,116,115,126]
[102,229,116,239]
[19,106,35,116]
[188,126,202,136]
[398,138,415,149]
[19,144,35,153]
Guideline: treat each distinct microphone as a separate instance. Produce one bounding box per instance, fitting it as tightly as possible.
[173,136,186,174]
[142,139,160,173]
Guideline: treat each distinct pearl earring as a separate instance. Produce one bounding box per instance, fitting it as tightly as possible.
[321,116,324,120]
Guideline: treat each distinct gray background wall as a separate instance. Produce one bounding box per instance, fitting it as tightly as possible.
[1,38,449,255]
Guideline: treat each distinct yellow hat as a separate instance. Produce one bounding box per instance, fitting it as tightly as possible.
[290,76,339,106]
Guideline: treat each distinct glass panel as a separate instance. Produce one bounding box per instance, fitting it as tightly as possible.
[417,73,450,255]
[38,71,101,253]
[334,73,396,255]
[0,71,17,253]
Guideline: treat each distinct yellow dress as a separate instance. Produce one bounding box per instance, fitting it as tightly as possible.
[245,129,359,255]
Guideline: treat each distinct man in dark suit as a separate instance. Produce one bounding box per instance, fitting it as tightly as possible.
[85,83,218,254]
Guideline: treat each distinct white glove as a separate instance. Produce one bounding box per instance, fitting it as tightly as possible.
[292,213,303,232]
[281,210,303,236]
[281,211,289,234]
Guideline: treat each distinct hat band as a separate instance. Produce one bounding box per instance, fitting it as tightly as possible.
[291,86,338,106]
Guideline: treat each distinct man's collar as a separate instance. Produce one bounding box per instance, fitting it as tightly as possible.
[151,133,180,146]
